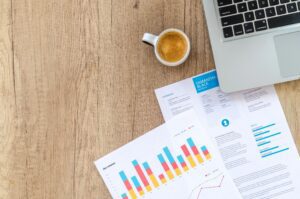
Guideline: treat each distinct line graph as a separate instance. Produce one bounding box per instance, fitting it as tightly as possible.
[196,175,224,199]
[187,173,225,199]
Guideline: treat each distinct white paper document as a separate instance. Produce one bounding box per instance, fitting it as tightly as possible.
[155,70,300,199]
[95,111,242,199]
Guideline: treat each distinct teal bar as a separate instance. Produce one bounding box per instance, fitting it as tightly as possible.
[262,148,289,158]
[163,147,176,164]
[253,123,275,132]
[254,130,270,137]
[256,132,281,142]
[187,138,196,147]
[177,155,184,164]
[260,146,279,153]
[131,176,141,189]
[257,141,271,147]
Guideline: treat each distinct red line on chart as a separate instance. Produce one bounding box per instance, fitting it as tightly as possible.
[196,175,225,199]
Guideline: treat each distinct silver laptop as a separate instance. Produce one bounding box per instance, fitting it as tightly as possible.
[202,0,300,92]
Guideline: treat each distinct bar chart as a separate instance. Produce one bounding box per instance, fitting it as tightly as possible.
[117,137,212,199]
[253,123,289,158]
[95,111,242,199]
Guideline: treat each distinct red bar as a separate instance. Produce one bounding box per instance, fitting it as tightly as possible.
[171,162,179,169]
[124,180,132,190]
[203,150,209,155]
[181,145,191,156]
[137,186,143,192]
[162,162,170,171]
[191,146,200,155]
[145,168,153,175]
[134,164,150,187]
[159,174,165,179]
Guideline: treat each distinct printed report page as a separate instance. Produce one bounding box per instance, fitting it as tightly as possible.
[95,111,242,199]
[155,70,300,199]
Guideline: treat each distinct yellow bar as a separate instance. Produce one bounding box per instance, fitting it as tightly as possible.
[149,174,160,188]
[161,178,167,184]
[183,166,189,172]
[175,168,182,176]
[196,154,204,163]
[145,185,152,192]
[129,190,137,199]
[187,156,196,168]
[139,190,145,196]
[166,170,174,180]
[206,153,212,160]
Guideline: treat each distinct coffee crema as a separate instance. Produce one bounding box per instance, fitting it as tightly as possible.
[157,32,188,63]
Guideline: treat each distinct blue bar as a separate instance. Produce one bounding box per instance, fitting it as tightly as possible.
[262,148,289,158]
[158,154,166,163]
[142,162,150,170]
[253,123,276,132]
[163,147,176,164]
[131,176,141,188]
[256,132,281,142]
[119,171,128,182]
[260,146,279,153]
[187,138,195,147]
[254,130,270,137]
[257,141,271,147]
[177,155,184,164]
[121,193,127,198]
[132,160,138,167]
[201,146,207,151]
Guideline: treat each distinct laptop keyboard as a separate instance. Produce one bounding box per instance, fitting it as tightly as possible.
[217,0,300,38]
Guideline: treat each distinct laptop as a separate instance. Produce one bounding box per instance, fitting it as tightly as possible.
[202,0,300,92]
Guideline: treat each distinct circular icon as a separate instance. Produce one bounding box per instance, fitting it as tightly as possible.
[221,119,230,127]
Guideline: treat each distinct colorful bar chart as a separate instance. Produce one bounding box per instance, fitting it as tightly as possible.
[119,171,137,199]
[158,174,167,184]
[131,176,145,196]
[163,147,182,176]
[118,137,213,198]
[187,138,204,164]
[142,162,160,188]
[177,155,189,171]
[181,145,196,168]
[158,154,175,180]
[201,146,212,160]
[132,160,152,192]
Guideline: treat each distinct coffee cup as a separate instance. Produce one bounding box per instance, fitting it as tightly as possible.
[142,28,191,67]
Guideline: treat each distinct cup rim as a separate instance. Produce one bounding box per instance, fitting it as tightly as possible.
[154,28,191,67]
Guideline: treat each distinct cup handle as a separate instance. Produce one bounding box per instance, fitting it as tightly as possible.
[142,33,158,46]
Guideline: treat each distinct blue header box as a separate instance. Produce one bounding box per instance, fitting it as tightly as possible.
[192,70,219,93]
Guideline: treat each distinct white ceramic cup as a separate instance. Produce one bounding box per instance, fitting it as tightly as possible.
[142,28,191,67]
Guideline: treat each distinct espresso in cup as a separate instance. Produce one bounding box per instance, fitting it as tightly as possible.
[142,29,190,67]
[157,31,188,63]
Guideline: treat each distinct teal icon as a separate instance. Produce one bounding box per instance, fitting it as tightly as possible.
[221,119,230,127]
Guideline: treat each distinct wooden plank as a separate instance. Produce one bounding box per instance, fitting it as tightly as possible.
[11,0,100,198]
[276,81,300,153]
[0,0,19,198]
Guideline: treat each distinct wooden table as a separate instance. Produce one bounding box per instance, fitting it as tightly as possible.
[0,0,299,198]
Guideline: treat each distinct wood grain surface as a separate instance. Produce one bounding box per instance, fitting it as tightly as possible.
[0,0,299,199]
